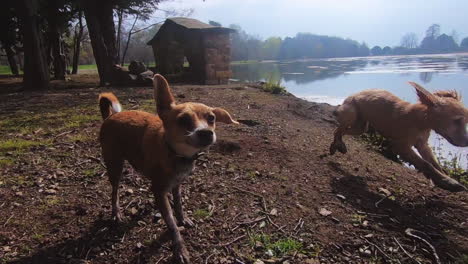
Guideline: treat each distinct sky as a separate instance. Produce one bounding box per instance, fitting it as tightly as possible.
[156,0,468,47]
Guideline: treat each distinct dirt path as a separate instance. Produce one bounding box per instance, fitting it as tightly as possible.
[0,77,467,264]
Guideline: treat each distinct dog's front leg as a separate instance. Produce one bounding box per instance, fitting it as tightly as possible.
[415,142,446,173]
[156,191,191,264]
[392,144,466,192]
[173,184,194,227]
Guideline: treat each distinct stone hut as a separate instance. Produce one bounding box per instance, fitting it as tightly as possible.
[147,17,235,84]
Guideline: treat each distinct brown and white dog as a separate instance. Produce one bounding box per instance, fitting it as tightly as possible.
[330,82,467,192]
[98,74,238,263]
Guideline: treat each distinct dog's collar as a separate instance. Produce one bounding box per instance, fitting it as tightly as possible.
[166,142,203,163]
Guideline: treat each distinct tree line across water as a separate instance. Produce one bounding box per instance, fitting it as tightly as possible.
[226,22,468,61]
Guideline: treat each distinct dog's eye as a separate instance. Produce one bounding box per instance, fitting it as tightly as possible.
[207,114,215,124]
[178,114,193,129]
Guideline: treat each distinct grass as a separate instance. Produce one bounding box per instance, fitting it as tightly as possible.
[360,128,400,163]
[0,139,47,152]
[0,65,22,75]
[432,141,468,188]
[350,213,366,225]
[193,208,211,219]
[248,232,303,257]
[262,77,287,95]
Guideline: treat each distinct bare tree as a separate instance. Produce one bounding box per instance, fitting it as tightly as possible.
[426,24,440,39]
[400,32,419,49]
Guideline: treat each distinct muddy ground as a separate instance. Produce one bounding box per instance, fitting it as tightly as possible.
[0,74,467,264]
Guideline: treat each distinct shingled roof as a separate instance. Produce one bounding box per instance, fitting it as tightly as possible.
[167,17,215,29]
[147,17,235,45]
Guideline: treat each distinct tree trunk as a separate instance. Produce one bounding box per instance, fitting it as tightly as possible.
[47,0,66,80]
[72,10,84,74]
[5,46,19,76]
[18,0,49,90]
[82,0,118,86]
[116,8,123,63]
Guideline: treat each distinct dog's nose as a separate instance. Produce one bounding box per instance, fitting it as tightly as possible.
[197,130,214,146]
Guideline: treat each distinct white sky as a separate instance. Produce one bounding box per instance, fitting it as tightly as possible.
[156,0,468,47]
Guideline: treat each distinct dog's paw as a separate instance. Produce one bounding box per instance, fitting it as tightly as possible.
[330,142,347,155]
[173,244,191,264]
[433,175,467,192]
[336,142,347,154]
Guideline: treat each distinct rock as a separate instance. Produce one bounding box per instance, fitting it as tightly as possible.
[319,208,332,216]
[125,189,134,195]
[139,70,154,80]
[359,247,371,256]
[130,207,138,215]
[45,189,57,195]
[128,61,147,75]
[270,208,278,216]
[265,249,274,257]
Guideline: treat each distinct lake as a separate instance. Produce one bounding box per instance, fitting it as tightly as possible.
[231,53,468,167]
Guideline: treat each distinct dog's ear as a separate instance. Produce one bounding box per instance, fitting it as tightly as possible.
[153,74,175,114]
[433,90,462,101]
[408,81,438,106]
[212,108,239,124]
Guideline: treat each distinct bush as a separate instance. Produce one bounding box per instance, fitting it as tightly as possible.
[262,77,287,95]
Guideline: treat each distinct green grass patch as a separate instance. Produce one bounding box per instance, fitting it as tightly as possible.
[249,232,303,257]
[432,139,468,188]
[0,158,14,168]
[351,213,366,225]
[262,77,287,95]
[0,65,22,75]
[63,113,100,129]
[83,167,100,178]
[0,139,47,152]
[193,208,211,219]
[455,254,468,264]
[68,134,94,143]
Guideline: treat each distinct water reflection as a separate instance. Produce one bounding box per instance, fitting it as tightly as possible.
[232,53,468,85]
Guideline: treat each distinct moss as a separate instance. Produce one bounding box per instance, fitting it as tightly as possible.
[193,208,211,219]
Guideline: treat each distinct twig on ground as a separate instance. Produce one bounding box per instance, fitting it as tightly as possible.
[3,213,14,227]
[232,186,267,212]
[361,236,400,264]
[217,234,246,247]
[405,228,441,264]
[54,130,74,138]
[393,237,422,264]
[86,155,106,169]
[205,252,215,264]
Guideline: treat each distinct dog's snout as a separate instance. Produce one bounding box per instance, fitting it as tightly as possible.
[196,129,214,146]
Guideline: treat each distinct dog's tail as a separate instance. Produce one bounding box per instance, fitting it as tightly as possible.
[98,93,122,120]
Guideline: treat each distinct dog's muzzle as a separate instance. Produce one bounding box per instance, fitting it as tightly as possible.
[195,129,215,147]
